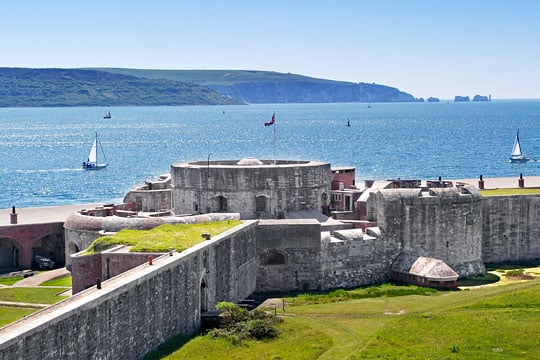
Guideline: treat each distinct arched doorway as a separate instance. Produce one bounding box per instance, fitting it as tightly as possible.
[256,195,268,213]
[0,238,21,269]
[200,278,208,312]
[321,192,329,214]
[32,233,65,268]
[68,242,80,257]
[213,196,228,212]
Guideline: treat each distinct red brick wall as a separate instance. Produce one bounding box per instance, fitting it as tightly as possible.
[71,250,163,294]
[0,222,64,269]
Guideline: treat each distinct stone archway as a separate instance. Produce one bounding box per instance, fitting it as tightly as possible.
[321,192,329,214]
[68,242,80,257]
[0,238,21,269]
[256,195,269,213]
[200,277,208,312]
[212,196,228,212]
[32,233,65,268]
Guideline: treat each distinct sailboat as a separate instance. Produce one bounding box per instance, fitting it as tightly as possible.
[82,132,108,170]
[509,129,530,163]
[103,111,111,119]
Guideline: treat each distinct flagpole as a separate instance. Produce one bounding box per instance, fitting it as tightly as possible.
[273,118,276,166]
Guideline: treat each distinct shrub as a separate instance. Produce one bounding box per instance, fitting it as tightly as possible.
[246,319,280,340]
[505,269,524,276]
[215,301,249,325]
[209,302,281,344]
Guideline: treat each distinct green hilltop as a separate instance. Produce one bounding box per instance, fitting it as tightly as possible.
[0,68,238,107]
[94,68,420,104]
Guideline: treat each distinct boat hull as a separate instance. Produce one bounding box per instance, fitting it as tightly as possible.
[509,157,530,163]
[82,163,108,170]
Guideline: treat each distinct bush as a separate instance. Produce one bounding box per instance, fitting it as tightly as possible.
[209,302,281,344]
[246,319,280,340]
[505,269,524,276]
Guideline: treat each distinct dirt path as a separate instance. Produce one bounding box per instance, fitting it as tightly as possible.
[12,267,70,287]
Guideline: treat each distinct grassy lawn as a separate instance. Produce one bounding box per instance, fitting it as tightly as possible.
[85,220,242,254]
[0,276,24,286]
[151,279,540,359]
[39,276,72,287]
[0,306,37,327]
[0,287,68,305]
[480,188,540,196]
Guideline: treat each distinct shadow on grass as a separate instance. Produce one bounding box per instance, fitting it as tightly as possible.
[485,259,540,271]
[458,272,500,287]
[142,333,194,360]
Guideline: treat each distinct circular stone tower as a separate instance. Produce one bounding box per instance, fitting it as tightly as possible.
[170,158,331,219]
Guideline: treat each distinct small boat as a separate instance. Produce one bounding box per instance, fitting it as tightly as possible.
[346,119,351,127]
[82,132,108,170]
[509,129,530,163]
[103,111,111,119]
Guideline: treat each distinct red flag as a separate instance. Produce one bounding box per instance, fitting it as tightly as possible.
[264,112,275,126]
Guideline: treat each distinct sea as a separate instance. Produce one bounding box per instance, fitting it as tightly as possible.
[1,100,539,210]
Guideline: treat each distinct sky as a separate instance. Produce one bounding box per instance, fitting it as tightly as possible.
[1,0,539,99]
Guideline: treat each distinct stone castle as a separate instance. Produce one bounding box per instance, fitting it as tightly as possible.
[1,158,539,359]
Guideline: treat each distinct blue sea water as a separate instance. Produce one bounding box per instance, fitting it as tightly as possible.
[1,100,539,210]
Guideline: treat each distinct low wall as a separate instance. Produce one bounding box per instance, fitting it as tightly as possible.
[70,247,163,294]
[481,195,540,263]
[0,220,258,360]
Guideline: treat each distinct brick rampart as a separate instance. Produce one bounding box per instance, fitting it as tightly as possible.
[0,222,65,268]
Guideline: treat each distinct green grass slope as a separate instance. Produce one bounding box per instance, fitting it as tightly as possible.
[148,279,540,359]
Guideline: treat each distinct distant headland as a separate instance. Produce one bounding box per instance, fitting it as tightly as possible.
[0,67,419,107]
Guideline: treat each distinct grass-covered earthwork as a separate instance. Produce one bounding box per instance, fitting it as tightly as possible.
[147,275,540,359]
[85,220,242,254]
[480,188,540,196]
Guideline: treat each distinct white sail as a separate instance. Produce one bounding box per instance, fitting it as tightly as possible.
[509,130,530,163]
[511,134,522,156]
[88,138,98,163]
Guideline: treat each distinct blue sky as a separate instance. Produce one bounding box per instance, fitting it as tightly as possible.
[1,0,539,99]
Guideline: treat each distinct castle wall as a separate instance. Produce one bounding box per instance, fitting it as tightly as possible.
[0,220,259,360]
[366,186,485,276]
[122,174,172,212]
[171,161,331,219]
[481,195,540,263]
[320,229,392,289]
[123,189,171,213]
[256,219,322,292]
